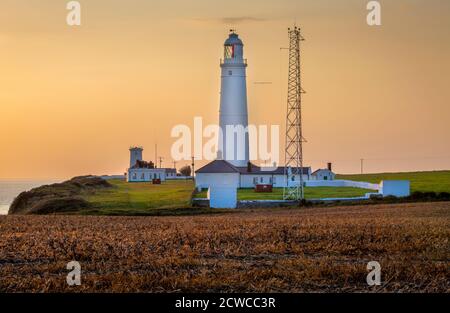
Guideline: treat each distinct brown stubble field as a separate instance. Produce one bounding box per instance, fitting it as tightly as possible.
[0,202,449,292]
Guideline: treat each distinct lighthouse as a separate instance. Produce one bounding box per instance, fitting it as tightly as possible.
[129,146,143,168]
[218,31,250,167]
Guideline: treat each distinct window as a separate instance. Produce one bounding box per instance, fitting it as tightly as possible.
[132,173,137,180]
[224,45,234,59]
[141,173,145,180]
[253,177,258,185]
[291,176,295,181]
[228,70,232,75]
[260,177,264,183]
[272,177,276,184]
[154,173,157,179]
[324,176,328,181]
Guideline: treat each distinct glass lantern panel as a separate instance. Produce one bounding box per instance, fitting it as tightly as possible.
[224,45,234,59]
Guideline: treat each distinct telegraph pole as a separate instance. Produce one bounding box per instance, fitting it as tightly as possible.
[360,158,364,174]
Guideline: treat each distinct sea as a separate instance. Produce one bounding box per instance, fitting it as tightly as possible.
[0,180,60,215]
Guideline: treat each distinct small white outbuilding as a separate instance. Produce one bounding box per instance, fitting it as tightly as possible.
[380,180,410,197]
[311,163,336,181]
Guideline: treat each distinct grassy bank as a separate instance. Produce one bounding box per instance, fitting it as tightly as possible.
[196,187,374,200]
[337,170,450,193]
[84,179,199,215]
[12,170,449,215]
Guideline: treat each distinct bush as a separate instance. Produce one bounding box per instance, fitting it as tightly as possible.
[179,165,192,177]
[408,191,450,201]
[437,192,450,200]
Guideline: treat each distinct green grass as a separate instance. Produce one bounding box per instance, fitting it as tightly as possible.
[195,187,374,200]
[337,170,450,193]
[84,179,197,215]
[82,171,450,215]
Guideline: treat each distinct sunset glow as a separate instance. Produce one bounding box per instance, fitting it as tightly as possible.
[1,0,449,179]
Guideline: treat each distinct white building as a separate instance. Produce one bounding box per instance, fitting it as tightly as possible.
[311,163,336,181]
[196,160,311,189]
[127,147,177,182]
[128,166,166,182]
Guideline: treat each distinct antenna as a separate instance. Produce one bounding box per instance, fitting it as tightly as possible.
[155,144,157,168]
[283,26,305,201]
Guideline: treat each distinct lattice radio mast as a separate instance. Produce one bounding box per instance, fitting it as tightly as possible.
[283,26,305,201]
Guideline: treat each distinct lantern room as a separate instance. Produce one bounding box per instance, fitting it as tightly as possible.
[223,31,244,62]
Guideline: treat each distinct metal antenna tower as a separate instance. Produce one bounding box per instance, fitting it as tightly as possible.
[283,26,305,201]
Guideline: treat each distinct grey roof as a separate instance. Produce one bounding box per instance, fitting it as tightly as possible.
[196,160,310,175]
[195,160,240,174]
[224,33,243,46]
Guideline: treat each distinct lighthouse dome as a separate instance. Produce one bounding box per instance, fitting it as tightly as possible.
[224,33,243,46]
[223,32,245,61]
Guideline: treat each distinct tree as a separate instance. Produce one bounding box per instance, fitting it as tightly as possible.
[179,165,191,177]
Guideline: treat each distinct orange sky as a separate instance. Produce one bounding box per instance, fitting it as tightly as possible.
[0,0,449,180]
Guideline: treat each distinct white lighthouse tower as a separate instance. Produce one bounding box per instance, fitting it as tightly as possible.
[218,31,249,167]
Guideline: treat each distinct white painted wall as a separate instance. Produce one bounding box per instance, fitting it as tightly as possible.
[312,169,336,181]
[218,33,249,167]
[239,174,310,188]
[129,148,143,168]
[195,173,240,189]
[380,180,410,197]
[198,173,311,189]
[305,180,380,190]
[127,168,166,182]
[240,174,270,188]
[165,172,176,179]
[208,186,237,209]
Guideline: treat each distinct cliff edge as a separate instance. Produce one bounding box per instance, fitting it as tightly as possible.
[8,176,112,215]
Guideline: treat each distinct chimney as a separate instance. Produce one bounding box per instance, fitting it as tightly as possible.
[327,162,332,171]
[247,162,252,173]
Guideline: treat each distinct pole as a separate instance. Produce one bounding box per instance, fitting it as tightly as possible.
[360,158,364,174]
[155,144,157,168]
[191,156,195,180]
